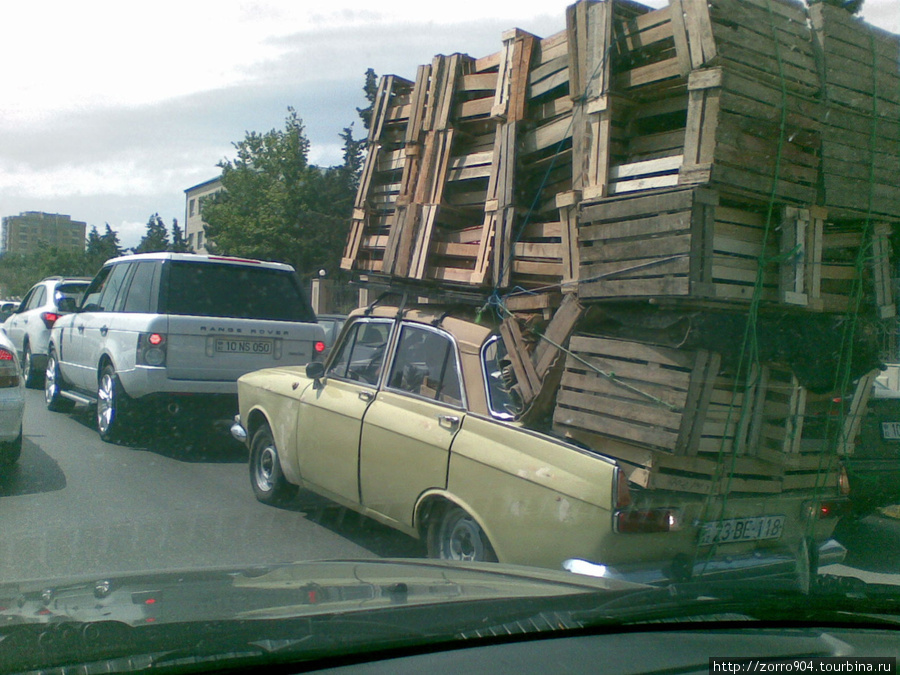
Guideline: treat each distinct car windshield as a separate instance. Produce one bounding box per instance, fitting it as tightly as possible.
[2,0,900,672]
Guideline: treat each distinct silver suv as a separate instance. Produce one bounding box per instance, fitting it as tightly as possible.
[45,253,326,442]
[3,276,90,387]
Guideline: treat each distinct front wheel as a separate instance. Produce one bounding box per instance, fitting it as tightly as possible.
[427,505,497,563]
[249,425,296,505]
[45,350,74,412]
[97,364,131,443]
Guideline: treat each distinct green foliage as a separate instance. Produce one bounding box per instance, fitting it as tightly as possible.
[202,107,356,279]
[134,213,171,254]
[86,224,124,273]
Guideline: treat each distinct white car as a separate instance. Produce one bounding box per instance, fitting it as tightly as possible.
[3,277,90,388]
[0,330,26,467]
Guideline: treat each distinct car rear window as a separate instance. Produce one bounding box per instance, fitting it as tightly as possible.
[164,261,315,322]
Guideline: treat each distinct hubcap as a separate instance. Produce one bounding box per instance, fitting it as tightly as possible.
[45,357,59,404]
[97,373,115,434]
[254,444,277,492]
[443,511,486,562]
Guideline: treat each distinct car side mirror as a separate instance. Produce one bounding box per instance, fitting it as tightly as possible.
[306,361,325,380]
[57,297,77,313]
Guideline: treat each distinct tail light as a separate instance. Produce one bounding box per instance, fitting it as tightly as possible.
[805,499,850,520]
[0,348,20,387]
[40,312,60,329]
[615,508,682,534]
[612,467,681,533]
[615,468,632,509]
[137,333,167,367]
[314,341,326,354]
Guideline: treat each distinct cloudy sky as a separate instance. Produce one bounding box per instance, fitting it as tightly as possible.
[1,1,897,248]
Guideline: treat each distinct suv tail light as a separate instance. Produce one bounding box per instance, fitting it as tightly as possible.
[40,312,60,329]
[314,341,326,354]
[0,348,20,388]
[137,333,167,367]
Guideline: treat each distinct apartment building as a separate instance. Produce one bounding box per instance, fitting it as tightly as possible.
[1,212,86,255]
[184,177,222,253]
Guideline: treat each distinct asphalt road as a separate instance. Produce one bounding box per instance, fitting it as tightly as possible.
[1,389,898,586]
[0,390,424,583]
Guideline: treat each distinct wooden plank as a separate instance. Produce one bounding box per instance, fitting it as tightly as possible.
[499,317,541,403]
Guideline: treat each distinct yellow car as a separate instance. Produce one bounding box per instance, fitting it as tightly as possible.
[232,304,846,588]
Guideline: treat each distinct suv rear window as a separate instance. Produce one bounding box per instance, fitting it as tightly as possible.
[164,261,315,322]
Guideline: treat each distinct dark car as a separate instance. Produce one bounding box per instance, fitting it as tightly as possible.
[847,366,900,515]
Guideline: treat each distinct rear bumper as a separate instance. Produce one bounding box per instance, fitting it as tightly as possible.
[563,538,846,588]
[118,365,239,398]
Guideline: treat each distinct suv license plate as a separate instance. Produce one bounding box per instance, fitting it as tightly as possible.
[215,338,273,355]
[698,515,785,546]
[881,422,900,440]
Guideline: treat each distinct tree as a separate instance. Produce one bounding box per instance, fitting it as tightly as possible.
[202,107,354,278]
[86,224,123,272]
[134,213,170,254]
[356,68,379,131]
[170,219,190,252]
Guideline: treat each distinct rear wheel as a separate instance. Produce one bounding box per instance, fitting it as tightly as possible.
[45,350,74,412]
[22,344,41,389]
[427,504,497,563]
[249,425,296,505]
[97,364,131,443]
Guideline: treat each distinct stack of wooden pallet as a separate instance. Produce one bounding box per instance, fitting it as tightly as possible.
[340,0,898,495]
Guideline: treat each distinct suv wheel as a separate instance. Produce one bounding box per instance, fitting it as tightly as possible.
[97,364,131,443]
[45,349,75,412]
[22,344,42,389]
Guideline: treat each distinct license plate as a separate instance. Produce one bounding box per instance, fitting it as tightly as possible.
[698,515,785,546]
[215,338,273,355]
[881,422,900,440]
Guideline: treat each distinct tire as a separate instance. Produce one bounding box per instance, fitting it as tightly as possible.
[22,344,42,389]
[0,426,22,466]
[249,425,296,505]
[97,364,131,443]
[45,349,75,412]
[427,505,497,563]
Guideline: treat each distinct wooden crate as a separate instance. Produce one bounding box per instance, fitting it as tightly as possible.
[577,186,796,305]
[553,334,726,454]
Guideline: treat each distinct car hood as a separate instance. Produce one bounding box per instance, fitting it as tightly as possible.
[0,558,646,627]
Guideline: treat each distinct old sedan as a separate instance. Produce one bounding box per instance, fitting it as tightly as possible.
[232,304,844,584]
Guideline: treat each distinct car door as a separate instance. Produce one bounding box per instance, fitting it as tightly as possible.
[292,317,394,505]
[5,285,43,354]
[65,263,131,390]
[358,322,467,528]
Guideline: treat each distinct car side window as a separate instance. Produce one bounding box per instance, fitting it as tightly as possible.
[482,335,518,420]
[96,263,131,312]
[80,267,112,311]
[122,261,161,313]
[24,286,46,311]
[387,324,463,407]
[326,319,392,385]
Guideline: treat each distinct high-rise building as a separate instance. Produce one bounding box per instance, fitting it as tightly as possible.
[1,211,87,255]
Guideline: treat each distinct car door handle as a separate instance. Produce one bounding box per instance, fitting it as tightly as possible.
[77,325,85,333]
[100,326,108,337]
[358,391,374,402]
[438,415,460,430]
